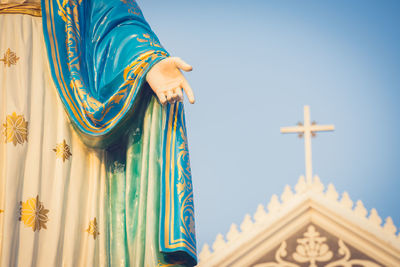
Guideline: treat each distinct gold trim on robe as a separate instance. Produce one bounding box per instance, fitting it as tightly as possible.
[0,3,41,17]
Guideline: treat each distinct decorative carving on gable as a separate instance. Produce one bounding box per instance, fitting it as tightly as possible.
[253,224,382,267]
[292,225,333,265]
[198,177,400,266]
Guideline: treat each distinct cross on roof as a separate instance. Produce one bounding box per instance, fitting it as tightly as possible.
[280,106,335,184]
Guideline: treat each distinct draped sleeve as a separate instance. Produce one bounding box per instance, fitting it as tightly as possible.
[41,0,168,145]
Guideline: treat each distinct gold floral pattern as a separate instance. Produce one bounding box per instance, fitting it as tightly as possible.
[177,126,192,202]
[0,209,3,213]
[0,48,20,67]
[137,33,162,48]
[53,139,72,162]
[86,217,99,240]
[2,112,28,146]
[19,195,49,232]
[188,216,195,235]
[121,0,142,15]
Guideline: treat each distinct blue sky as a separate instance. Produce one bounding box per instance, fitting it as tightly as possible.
[139,0,400,250]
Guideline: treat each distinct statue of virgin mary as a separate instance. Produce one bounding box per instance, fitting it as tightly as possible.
[0,0,197,266]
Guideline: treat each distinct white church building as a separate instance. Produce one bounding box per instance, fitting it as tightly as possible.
[197,106,400,267]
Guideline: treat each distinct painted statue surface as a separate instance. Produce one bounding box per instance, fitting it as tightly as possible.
[0,0,197,266]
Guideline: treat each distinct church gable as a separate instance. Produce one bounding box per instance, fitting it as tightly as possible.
[253,224,381,267]
[199,107,399,267]
[198,176,400,267]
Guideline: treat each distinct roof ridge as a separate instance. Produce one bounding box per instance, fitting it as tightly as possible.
[199,175,400,263]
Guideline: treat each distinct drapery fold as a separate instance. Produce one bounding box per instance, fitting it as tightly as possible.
[42,0,168,141]
[40,0,197,265]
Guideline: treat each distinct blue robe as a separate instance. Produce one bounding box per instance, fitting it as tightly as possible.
[41,0,197,265]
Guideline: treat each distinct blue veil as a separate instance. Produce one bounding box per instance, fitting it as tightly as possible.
[41,0,197,265]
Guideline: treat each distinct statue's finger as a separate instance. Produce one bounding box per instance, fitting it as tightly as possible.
[181,80,195,104]
[173,57,193,72]
[156,92,167,105]
[174,87,183,102]
[171,94,179,103]
[166,89,174,102]
[168,92,178,104]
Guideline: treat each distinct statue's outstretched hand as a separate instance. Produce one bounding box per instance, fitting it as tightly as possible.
[146,57,195,105]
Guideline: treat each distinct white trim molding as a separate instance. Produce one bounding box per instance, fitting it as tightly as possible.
[197,176,400,267]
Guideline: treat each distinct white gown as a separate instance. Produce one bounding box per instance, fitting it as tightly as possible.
[0,4,110,267]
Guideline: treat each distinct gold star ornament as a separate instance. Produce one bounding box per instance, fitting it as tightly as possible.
[3,112,28,146]
[0,48,20,67]
[19,195,49,232]
[53,139,72,162]
[86,217,100,240]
